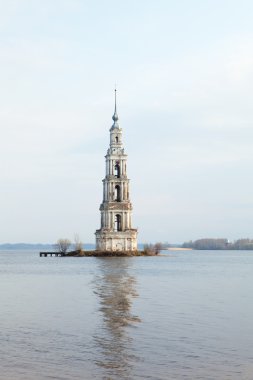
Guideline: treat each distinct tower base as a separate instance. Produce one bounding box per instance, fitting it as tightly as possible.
[95,229,137,252]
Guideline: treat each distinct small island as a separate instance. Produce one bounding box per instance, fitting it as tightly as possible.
[40,239,162,257]
[67,249,159,257]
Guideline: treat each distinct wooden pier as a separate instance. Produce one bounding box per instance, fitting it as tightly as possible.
[40,252,64,257]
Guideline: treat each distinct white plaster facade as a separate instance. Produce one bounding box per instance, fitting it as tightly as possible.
[95,91,138,251]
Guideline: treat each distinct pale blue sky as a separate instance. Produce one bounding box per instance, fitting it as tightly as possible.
[0,0,253,243]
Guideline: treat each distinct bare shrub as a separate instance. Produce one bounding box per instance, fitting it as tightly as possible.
[143,242,163,255]
[154,242,163,254]
[54,238,72,255]
[74,234,83,251]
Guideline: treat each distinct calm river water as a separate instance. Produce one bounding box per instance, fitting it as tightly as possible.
[0,250,253,380]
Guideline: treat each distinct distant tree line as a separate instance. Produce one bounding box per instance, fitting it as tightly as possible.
[182,238,253,250]
[230,239,253,250]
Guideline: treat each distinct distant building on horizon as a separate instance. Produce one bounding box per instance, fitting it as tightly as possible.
[95,90,138,252]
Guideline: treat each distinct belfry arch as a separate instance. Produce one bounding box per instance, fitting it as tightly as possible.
[114,214,121,231]
[114,163,120,178]
[115,185,121,202]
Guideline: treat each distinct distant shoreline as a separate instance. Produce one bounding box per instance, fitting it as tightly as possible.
[1,243,253,251]
[166,247,193,251]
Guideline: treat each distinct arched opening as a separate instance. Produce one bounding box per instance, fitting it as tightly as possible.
[115,136,118,143]
[115,185,121,202]
[114,163,120,178]
[114,214,121,231]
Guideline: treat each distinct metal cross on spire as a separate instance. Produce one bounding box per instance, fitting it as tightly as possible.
[114,86,117,113]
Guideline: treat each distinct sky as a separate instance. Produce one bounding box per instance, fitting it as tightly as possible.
[0,0,253,244]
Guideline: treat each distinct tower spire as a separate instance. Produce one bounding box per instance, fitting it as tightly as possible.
[112,88,119,126]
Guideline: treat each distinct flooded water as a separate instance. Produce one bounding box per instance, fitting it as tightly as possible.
[0,250,253,379]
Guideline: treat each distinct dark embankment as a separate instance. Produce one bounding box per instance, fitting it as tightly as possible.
[65,250,158,257]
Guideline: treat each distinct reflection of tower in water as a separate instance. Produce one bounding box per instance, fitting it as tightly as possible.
[93,258,141,380]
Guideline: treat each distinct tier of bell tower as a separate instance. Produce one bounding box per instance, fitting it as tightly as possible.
[95,90,138,252]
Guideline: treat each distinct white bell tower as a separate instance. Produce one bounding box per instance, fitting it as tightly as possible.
[95,90,138,252]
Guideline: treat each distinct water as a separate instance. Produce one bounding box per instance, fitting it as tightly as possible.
[0,250,253,380]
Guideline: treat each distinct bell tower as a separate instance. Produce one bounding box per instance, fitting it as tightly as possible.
[95,90,138,252]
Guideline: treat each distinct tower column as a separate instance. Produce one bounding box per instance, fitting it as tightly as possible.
[121,183,123,201]
[122,212,125,230]
[111,212,113,230]
[122,160,125,176]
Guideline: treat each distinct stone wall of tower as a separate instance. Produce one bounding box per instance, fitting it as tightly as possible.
[95,92,137,252]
